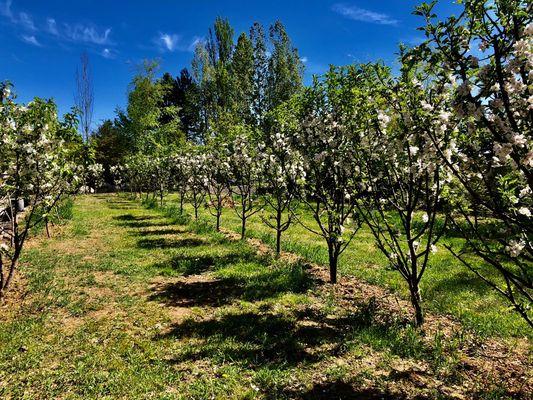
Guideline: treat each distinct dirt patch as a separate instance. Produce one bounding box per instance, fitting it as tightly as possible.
[0,270,29,321]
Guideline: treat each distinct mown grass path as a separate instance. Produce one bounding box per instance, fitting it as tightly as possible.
[0,195,530,399]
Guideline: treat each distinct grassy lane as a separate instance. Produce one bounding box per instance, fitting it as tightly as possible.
[165,193,531,338]
[0,194,530,399]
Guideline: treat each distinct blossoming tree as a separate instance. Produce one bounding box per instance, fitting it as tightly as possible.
[416,0,532,326]
[0,84,82,298]
[293,68,364,284]
[227,129,264,240]
[205,141,231,231]
[355,62,450,326]
[259,116,306,255]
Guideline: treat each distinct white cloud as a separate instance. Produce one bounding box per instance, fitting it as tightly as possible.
[1,1,36,30]
[301,56,308,64]
[1,1,114,50]
[156,33,201,52]
[332,3,399,26]
[160,33,180,51]
[21,34,41,47]
[64,24,112,45]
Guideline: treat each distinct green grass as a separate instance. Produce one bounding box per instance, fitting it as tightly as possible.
[163,193,530,338]
[0,194,528,399]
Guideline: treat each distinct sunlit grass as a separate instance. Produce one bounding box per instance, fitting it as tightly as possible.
[165,192,530,338]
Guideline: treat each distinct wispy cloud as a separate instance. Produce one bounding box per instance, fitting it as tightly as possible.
[159,33,180,51]
[332,3,399,26]
[301,56,308,64]
[21,34,41,47]
[18,11,35,30]
[156,32,201,53]
[1,1,114,48]
[1,0,36,30]
[63,23,112,45]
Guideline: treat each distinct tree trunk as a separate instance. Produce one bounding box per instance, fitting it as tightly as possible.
[0,255,4,300]
[327,241,338,284]
[241,215,246,240]
[180,195,184,214]
[409,282,424,327]
[45,219,51,238]
[216,210,221,232]
[275,207,282,256]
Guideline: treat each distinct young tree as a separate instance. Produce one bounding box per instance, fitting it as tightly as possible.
[75,52,94,142]
[205,141,231,231]
[416,0,532,326]
[184,151,208,221]
[260,109,306,255]
[0,85,82,298]
[227,130,264,239]
[355,63,451,326]
[293,68,364,283]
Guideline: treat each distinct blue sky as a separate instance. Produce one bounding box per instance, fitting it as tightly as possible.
[0,0,459,129]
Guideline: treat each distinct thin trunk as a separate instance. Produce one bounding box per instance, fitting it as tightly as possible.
[45,219,51,238]
[241,214,246,240]
[327,241,338,284]
[275,207,282,256]
[240,195,247,240]
[409,281,424,327]
[0,255,4,300]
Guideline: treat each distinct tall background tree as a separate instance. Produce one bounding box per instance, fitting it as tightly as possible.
[74,52,94,142]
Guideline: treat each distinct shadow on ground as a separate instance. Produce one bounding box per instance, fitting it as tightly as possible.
[150,278,244,307]
[137,237,207,249]
[152,252,246,275]
[283,381,411,399]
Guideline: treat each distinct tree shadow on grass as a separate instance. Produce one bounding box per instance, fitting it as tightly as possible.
[114,214,157,222]
[160,311,319,365]
[136,228,188,237]
[150,278,244,307]
[113,214,179,230]
[152,252,246,276]
[156,292,415,370]
[137,237,207,249]
[283,381,408,400]
[150,261,313,307]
